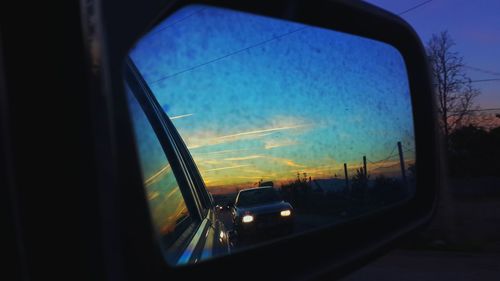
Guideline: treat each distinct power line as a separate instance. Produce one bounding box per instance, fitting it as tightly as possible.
[433,78,500,86]
[149,26,308,85]
[469,108,500,112]
[149,8,206,37]
[398,0,434,16]
[404,148,415,154]
[470,78,500,84]
[448,108,500,114]
[372,162,400,171]
[368,154,399,165]
[464,65,500,77]
[368,144,398,165]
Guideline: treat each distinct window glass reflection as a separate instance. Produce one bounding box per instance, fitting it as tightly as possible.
[126,86,190,255]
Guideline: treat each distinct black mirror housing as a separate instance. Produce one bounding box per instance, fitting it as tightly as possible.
[79,0,441,280]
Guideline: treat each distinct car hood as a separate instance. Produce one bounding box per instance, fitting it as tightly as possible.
[236,201,292,216]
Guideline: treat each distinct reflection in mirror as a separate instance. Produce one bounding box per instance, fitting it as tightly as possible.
[125,4,415,265]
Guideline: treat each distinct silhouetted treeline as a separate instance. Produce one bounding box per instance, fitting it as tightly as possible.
[280,173,312,208]
[351,168,369,199]
[279,170,410,215]
[372,175,407,203]
[448,125,500,177]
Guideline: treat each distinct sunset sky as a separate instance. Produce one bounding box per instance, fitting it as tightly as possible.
[130,5,416,193]
[368,0,500,111]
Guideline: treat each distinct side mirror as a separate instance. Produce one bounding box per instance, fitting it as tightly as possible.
[86,0,440,280]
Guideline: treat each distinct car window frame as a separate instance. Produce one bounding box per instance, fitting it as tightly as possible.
[163,105,215,214]
[125,57,213,263]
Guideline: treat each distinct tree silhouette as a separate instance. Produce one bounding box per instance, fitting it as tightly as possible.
[351,168,369,199]
[448,125,500,177]
[281,172,312,208]
[372,174,405,203]
[427,31,480,145]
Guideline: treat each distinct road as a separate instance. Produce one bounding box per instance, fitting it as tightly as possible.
[341,250,500,281]
[342,178,500,281]
[216,208,342,250]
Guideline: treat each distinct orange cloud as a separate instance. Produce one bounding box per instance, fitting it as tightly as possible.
[186,132,272,150]
[265,156,305,168]
[147,191,159,201]
[144,164,171,187]
[215,125,307,140]
[264,139,298,149]
[166,188,179,199]
[192,148,249,156]
[203,164,251,172]
[184,123,310,150]
[224,155,264,161]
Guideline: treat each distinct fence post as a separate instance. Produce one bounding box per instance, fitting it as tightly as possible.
[363,155,367,178]
[344,163,349,193]
[398,141,407,183]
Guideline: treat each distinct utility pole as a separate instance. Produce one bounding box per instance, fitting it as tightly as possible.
[363,156,367,178]
[397,141,407,183]
[344,163,349,192]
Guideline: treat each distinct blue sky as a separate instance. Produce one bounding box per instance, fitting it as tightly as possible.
[130,5,415,191]
[367,0,500,109]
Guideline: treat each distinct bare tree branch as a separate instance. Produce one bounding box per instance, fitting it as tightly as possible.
[426,31,481,145]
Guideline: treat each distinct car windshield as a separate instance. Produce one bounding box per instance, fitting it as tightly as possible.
[237,188,281,207]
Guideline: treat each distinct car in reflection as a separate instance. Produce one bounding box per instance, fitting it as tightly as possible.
[231,187,294,240]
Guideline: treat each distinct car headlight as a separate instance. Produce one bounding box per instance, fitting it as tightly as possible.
[242,215,254,223]
[280,210,292,217]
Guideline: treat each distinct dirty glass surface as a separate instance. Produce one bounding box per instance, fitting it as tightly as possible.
[127,4,416,264]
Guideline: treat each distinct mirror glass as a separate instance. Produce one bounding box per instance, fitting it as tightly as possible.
[125,4,416,265]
